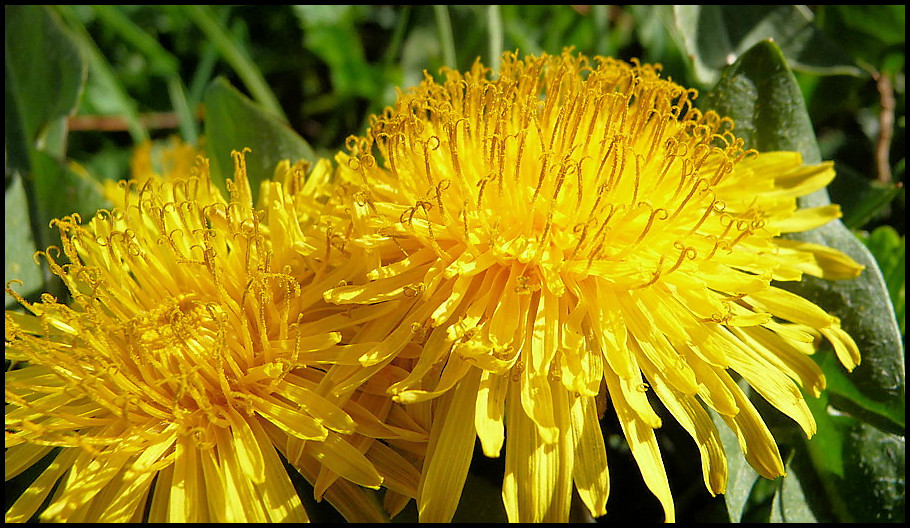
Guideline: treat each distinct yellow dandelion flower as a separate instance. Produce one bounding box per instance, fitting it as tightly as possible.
[5,148,427,522]
[320,50,864,522]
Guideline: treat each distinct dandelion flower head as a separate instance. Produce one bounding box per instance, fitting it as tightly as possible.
[5,146,427,522]
[321,50,864,522]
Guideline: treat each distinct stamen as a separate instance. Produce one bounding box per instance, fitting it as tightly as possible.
[665,242,698,275]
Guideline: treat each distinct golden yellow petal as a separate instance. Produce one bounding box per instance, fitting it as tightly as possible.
[147,463,173,523]
[304,432,384,497]
[252,394,328,441]
[100,437,176,522]
[198,445,230,522]
[41,448,133,522]
[602,366,675,522]
[775,238,865,280]
[640,357,728,496]
[731,325,826,397]
[6,447,79,523]
[503,379,572,522]
[226,408,266,484]
[417,368,482,522]
[770,204,843,233]
[475,369,508,457]
[168,435,200,522]
[213,426,267,522]
[715,327,817,437]
[276,375,357,434]
[821,324,862,372]
[519,367,561,444]
[255,423,309,522]
[364,440,421,499]
[717,373,786,479]
[570,394,610,517]
[748,286,837,329]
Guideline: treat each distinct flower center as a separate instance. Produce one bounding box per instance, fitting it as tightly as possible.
[350,53,754,292]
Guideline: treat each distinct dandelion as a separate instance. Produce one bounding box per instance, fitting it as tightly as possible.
[320,50,864,522]
[5,146,426,522]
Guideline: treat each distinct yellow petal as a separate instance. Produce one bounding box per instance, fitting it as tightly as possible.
[731,325,826,397]
[252,395,328,441]
[570,394,610,517]
[251,420,309,522]
[169,435,201,522]
[716,327,817,438]
[775,238,864,280]
[717,372,785,479]
[417,368,482,522]
[475,369,508,457]
[770,204,842,233]
[748,286,836,329]
[603,366,676,522]
[304,432,384,497]
[226,408,266,484]
[503,380,572,522]
[640,356,727,496]
[6,447,80,522]
[520,367,560,444]
[276,376,357,434]
[213,426,267,522]
[821,324,862,371]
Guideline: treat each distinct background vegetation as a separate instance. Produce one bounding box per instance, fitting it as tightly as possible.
[5,5,904,523]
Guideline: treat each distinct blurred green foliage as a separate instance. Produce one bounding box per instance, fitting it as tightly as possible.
[5,5,904,524]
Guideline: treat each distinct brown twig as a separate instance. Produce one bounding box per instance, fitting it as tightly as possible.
[874,71,895,184]
[67,106,205,132]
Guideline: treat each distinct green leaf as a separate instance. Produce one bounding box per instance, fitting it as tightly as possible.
[5,175,45,309]
[769,455,822,523]
[858,226,905,336]
[673,5,862,87]
[54,5,149,144]
[710,408,762,522]
[814,6,906,72]
[185,5,286,121]
[30,150,112,248]
[702,39,904,425]
[703,38,905,523]
[804,392,906,522]
[5,5,92,252]
[293,5,392,100]
[203,77,316,202]
[701,40,822,164]
[828,167,903,230]
[4,5,87,156]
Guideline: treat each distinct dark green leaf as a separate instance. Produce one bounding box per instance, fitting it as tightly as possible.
[701,40,822,164]
[815,6,906,71]
[30,150,112,249]
[5,5,92,252]
[203,77,316,202]
[5,175,45,309]
[804,392,906,522]
[828,167,903,230]
[54,5,149,144]
[293,5,391,101]
[702,39,904,426]
[4,5,87,153]
[703,38,905,523]
[771,447,830,523]
[711,407,762,522]
[673,5,862,87]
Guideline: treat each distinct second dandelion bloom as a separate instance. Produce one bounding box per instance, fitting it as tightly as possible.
[321,50,864,522]
[5,147,426,522]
